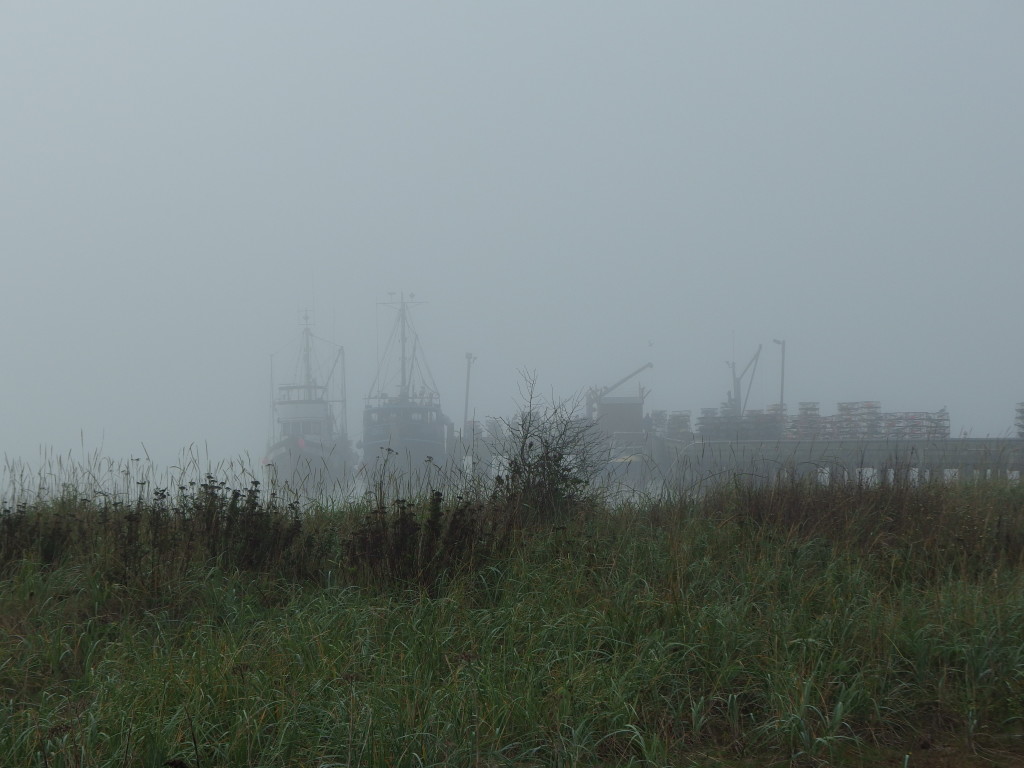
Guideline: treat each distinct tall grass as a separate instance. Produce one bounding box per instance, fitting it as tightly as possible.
[2,460,1023,767]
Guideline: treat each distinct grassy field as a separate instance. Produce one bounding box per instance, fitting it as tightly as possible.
[2,461,1024,767]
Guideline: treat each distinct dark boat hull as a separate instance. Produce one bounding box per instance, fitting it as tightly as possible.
[264,435,355,493]
[362,402,450,476]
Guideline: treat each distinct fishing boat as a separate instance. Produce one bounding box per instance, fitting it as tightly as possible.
[362,295,453,476]
[264,314,356,493]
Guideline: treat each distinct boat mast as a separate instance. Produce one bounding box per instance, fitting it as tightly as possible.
[302,310,316,400]
[367,292,433,405]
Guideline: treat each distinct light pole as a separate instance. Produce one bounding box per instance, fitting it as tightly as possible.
[772,338,786,414]
[463,352,476,435]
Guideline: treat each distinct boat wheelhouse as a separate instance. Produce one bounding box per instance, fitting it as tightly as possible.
[264,315,356,493]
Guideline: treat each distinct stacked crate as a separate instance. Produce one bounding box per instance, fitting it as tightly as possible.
[880,408,949,439]
[884,412,930,439]
[650,410,693,440]
[927,408,951,439]
[835,401,882,440]
[688,401,957,441]
[787,402,826,439]
[666,410,692,440]
[743,408,785,441]
[650,410,667,436]
[697,407,724,439]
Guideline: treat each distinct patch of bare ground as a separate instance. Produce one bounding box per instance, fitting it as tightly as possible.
[828,738,1024,768]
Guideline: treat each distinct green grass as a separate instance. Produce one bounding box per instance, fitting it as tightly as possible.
[2,467,1024,767]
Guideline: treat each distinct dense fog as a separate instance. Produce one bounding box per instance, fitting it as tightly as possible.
[3,3,1022,470]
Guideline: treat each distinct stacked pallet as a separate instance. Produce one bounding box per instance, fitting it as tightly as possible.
[742,408,786,441]
[650,410,693,441]
[834,401,883,440]
[696,407,728,440]
[666,410,692,439]
[882,409,950,440]
[787,402,826,439]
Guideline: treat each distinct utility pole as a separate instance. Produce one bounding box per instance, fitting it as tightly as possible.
[463,352,476,436]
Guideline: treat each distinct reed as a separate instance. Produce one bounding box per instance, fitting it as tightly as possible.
[2,456,1023,767]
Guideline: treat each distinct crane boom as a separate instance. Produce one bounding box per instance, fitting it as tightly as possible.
[587,362,653,418]
[601,362,654,397]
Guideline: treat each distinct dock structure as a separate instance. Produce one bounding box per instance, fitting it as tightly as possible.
[661,438,1024,492]
[607,394,1018,495]
[690,401,951,443]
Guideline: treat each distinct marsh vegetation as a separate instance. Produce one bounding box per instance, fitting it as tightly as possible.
[2,449,1024,767]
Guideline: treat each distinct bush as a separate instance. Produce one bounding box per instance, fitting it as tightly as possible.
[488,372,606,522]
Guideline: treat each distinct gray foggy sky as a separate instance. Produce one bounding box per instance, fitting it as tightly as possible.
[3,3,1022,469]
